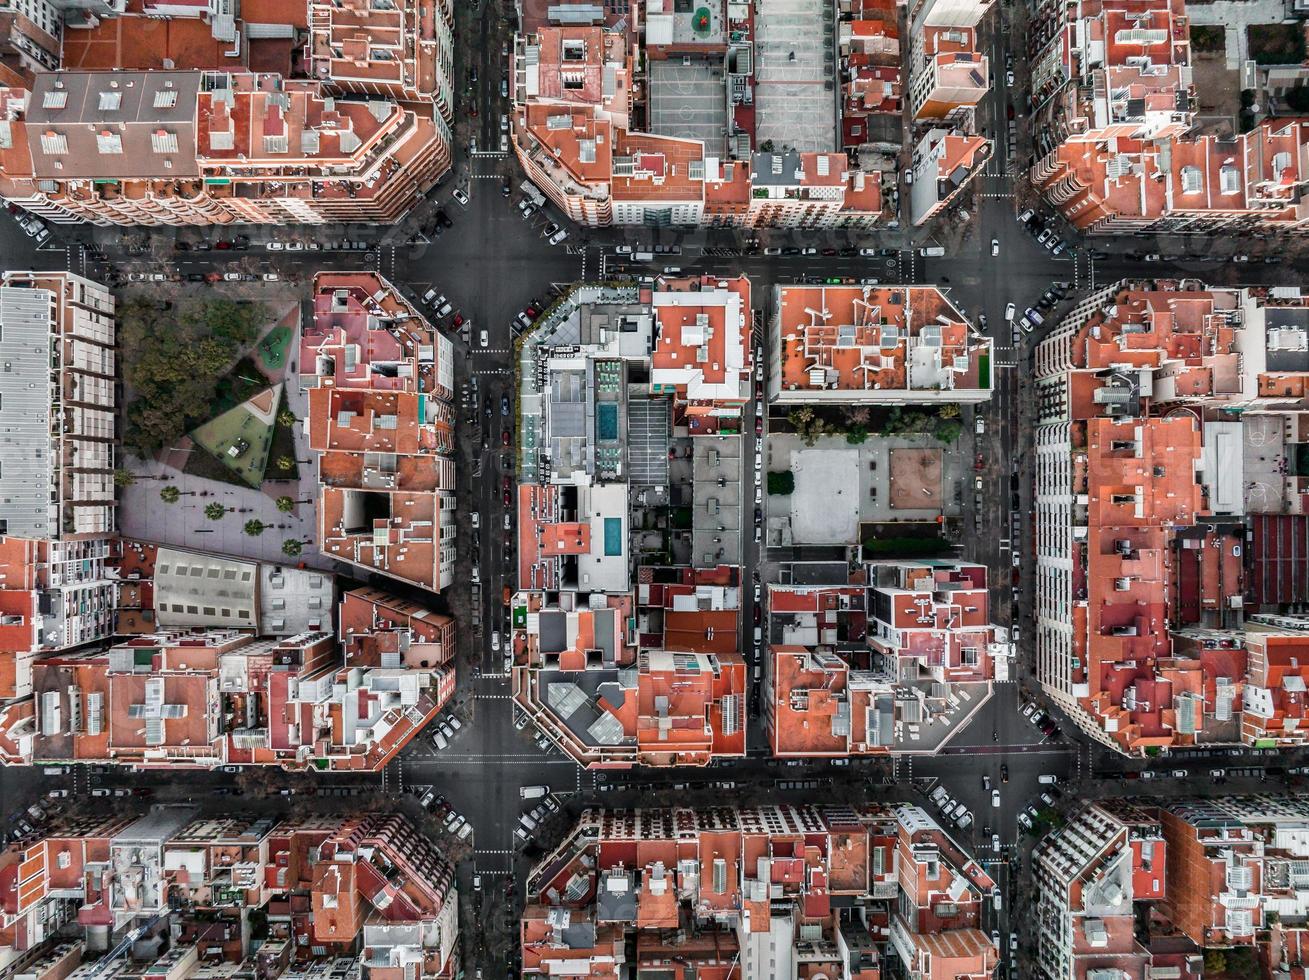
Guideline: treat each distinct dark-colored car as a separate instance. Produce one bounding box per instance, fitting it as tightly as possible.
[501,395,510,416]
[484,396,492,418]
[501,430,511,447]
[1000,764,1009,783]
[502,178,512,197]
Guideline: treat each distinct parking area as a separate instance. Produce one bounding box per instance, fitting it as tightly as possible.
[753,0,838,152]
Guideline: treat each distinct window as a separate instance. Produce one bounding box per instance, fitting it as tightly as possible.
[39,131,67,155]
[151,130,179,154]
[98,91,122,111]
[42,90,66,110]
[154,89,178,109]
[95,131,122,155]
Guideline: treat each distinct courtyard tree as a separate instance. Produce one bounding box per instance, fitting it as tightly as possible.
[204,502,227,521]
[281,538,303,558]
[113,468,136,488]
[159,485,181,504]
[275,495,296,512]
[274,455,296,473]
[278,410,297,429]
[244,519,267,536]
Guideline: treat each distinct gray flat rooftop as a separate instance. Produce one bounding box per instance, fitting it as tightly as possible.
[753,0,838,152]
[649,59,728,157]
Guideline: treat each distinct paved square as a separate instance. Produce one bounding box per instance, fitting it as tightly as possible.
[649,60,728,155]
[889,447,942,511]
[790,448,860,544]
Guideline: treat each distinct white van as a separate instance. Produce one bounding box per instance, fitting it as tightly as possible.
[519,813,538,832]
[520,785,549,799]
[1038,774,1059,785]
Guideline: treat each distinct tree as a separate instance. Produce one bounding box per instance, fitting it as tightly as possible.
[159,485,181,504]
[767,471,795,495]
[275,495,296,512]
[113,468,136,488]
[1287,86,1309,112]
[274,456,296,473]
[934,417,963,444]
[845,425,869,445]
[244,519,267,536]
[1202,950,1227,975]
[277,410,297,429]
[937,403,961,419]
[281,538,303,557]
[204,502,227,521]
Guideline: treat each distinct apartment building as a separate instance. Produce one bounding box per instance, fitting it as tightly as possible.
[909,128,991,226]
[0,0,454,225]
[511,16,883,229]
[0,271,115,539]
[1035,796,1309,978]
[768,284,994,404]
[1027,0,1309,233]
[521,804,997,979]
[1,575,453,769]
[1032,800,1164,978]
[510,279,750,768]
[0,808,460,979]
[766,561,1010,758]
[839,0,902,152]
[303,273,457,594]
[901,0,994,228]
[1033,281,1309,753]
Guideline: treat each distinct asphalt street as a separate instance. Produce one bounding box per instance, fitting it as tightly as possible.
[5,0,1309,974]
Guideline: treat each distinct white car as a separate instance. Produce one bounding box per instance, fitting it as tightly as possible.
[491,631,502,652]
[991,238,999,256]
[422,288,438,304]
[436,302,453,318]
[858,247,876,256]
[991,790,1001,808]
[479,329,489,347]
[991,833,1001,852]
[1018,812,1033,830]
[1006,70,1014,85]
[548,229,568,245]
[1004,302,1016,321]
[452,188,470,206]
[285,241,305,251]
[262,273,280,281]
[223,272,242,281]
[266,242,284,250]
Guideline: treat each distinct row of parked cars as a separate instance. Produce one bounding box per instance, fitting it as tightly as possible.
[1018,209,1069,256]
[1020,700,1062,740]
[429,712,464,751]
[15,211,50,244]
[513,786,560,847]
[417,787,475,841]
